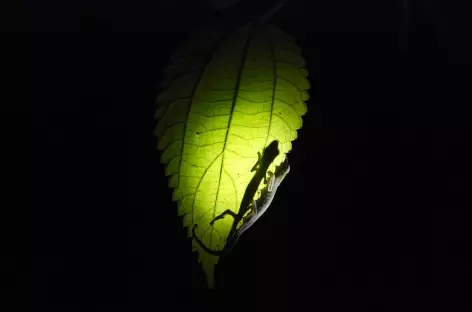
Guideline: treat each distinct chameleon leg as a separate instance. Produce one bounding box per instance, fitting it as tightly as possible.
[210,209,238,226]
[250,151,262,172]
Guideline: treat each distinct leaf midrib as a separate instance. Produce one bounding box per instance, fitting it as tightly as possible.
[210,25,257,250]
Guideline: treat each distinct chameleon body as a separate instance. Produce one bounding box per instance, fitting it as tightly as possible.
[250,156,290,227]
[192,140,289,255]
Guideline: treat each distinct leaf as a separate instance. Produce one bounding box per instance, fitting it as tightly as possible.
[154,23,309,288]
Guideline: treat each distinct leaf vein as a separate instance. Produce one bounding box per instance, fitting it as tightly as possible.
[223,168,238,213]
[275,97,300,116]
[162,70,200,89]
[229,132,258,141]
[185,141,225,148]
[237,95,271,103]
[231,124,267,129]
[156,96,192,121]
[233,108,270,116]
[239,88,272,92]
[276,59,303,68]
[277,76,304,92]
[273,113,293,130]
[190,152,223,226]
[226,148,257,159]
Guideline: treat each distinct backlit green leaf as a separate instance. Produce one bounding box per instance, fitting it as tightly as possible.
[154,23,309,288]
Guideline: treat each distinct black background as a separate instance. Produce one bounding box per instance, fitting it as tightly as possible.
[32,0,470,310]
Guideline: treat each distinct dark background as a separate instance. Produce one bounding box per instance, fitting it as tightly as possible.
[32,0,470,310]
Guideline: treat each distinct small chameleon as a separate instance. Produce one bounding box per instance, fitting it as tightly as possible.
[192,140,290,255]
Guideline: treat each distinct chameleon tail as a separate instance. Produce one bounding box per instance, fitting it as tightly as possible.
[192,224,227,256]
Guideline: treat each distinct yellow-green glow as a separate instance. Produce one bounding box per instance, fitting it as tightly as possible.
[154,24,309,288]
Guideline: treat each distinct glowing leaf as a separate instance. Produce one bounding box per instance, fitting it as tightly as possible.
[154,23,309,288]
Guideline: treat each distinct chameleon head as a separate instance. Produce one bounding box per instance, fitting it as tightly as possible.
[263,140,280,161]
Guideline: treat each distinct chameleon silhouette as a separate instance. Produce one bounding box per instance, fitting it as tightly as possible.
[192,140,289,255]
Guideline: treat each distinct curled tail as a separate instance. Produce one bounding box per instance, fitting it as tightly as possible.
[192,224,228,256]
